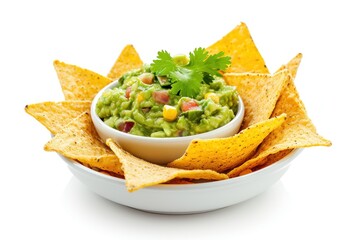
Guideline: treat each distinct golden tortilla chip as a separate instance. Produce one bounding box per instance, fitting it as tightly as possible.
[164,179,193,184]
[224,70,290,129]
[25,101,90,134]
[238,169,253,176]
[97,169,124,179]
[106,139,228,192]
[107,44,143,80]
[54,60,112,100]
[167,114,287,173]
[277,53,303,78]
[44,112,122,175]
[227,79,331,178]
[207,22,268,73]
[252,149,294,171]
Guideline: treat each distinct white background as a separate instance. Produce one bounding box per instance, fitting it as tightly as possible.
[1,0,358,239]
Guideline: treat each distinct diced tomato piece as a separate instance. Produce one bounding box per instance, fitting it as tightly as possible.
[118,121,134,133]
[152,90,169,104]
[181,100,199,112]
[125,86,131,99]
[138,73,154,84]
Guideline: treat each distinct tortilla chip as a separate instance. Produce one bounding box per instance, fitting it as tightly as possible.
[106,139,228,192]
[167,114,287,173]
[107,44,143,80]
[54,60,113,100]
[238,169,253,176]
[44,112,122,175]
[98,169,124,179]
[164,179,194,184]
[224,70,290,129]
[25,101,90,134]
[207,22,268,73]
[252,149,294,171]
[277,53,303,78]
[227,79,331,177]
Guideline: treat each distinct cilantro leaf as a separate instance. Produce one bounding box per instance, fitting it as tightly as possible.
[150,50,177,76]
[203,72,214,85]
[169,68,203,97]
[187,48,231,76]
[204,51,231,76]
[150,48,231,98]
[188,48,209,69]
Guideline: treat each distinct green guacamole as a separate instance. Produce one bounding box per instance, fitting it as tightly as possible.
[95,65,239,137]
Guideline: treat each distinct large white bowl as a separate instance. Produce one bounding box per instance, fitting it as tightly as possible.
[91,80,245,165]
[62,149,302,214]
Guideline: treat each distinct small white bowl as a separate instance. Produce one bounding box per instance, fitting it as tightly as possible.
[91,80,245,165]
[61,149,302,214]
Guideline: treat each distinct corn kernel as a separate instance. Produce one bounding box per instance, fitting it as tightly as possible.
[163,105,178,121]
[205,92,219,103]
[136,92,144,102]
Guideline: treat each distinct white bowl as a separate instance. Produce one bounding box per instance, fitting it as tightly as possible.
[91,80,245,165]
[61,149,302,214]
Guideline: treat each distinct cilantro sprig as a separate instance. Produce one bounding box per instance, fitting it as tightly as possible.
[150,48,231,98]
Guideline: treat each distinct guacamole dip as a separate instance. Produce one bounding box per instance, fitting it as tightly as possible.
[95,49,239,137]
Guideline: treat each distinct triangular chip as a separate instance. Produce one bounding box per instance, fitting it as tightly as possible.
[107,44,143,80]
[25,101,90,134]
[167,114,287,173]
[54,60,113,100]
[276,53,303,78]
[106,139,228,192]
[207,22,268,73]
[238,169,253,176]
[227,79,331,177]
[224,70,290,129]
[244,52,303,174]
[44,112,122,175]
[252,149,294,171]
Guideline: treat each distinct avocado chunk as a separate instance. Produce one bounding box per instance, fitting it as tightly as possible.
[181,108,203,122]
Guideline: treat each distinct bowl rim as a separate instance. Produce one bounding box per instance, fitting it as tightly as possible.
[91,80,245,143]
[61,148,303,191]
